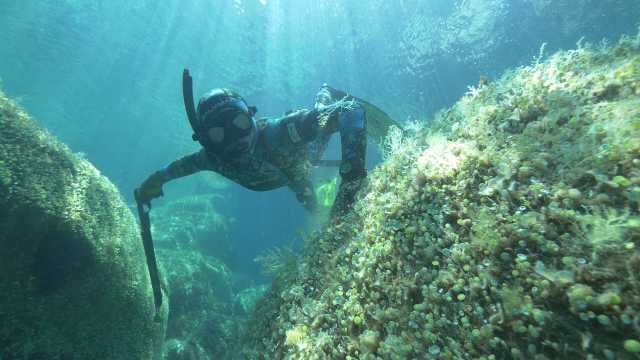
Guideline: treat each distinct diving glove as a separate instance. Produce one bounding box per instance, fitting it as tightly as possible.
[296,185,318,213]
[136,170,167,204]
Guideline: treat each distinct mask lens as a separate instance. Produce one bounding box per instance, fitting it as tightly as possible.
[207,127,224,143]
[231,113,252,130]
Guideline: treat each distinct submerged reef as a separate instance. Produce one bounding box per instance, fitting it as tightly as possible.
[241,32,640,359]
[151,195,265,360]
[151,194,233,261]
[159,248,267,360]
[0,91,167,358]
[159,249,234,360]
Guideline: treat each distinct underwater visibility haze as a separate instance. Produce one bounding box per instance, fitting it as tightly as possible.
[1,0,640,359]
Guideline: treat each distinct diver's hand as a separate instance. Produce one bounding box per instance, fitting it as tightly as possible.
[296,186,318,213]
[136,171,166,204]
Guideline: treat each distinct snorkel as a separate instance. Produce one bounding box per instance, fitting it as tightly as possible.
[183,69,207,147]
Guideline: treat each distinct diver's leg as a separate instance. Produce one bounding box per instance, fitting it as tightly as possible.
[332,106,367,217]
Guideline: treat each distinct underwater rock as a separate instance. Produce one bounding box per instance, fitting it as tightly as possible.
[233,284,269,315]
[159,249,233,311]
[157,249,240,360]
[151,195,232,261]
[240,32,640,359]
[152,196,263,359]
[163,338,209,360]
[0,91,167,359]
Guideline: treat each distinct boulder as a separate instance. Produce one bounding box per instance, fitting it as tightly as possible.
[0,90,168,359]
[158,249,236,359]
[241,32,640,359]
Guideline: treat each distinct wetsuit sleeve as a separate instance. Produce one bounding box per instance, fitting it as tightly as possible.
[159,149,214,182]
[282,151,317,212]
[288,178,317,213]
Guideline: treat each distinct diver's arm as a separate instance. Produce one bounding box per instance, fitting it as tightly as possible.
[161,149,213,180]
[288,178,318,213]
[137,149,213,202]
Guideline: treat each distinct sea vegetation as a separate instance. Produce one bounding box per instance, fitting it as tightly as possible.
[0,90,167,359]
[239,31,640,359]
[159,248,235,360]
[255,245,300,284]
[150,195,265,360]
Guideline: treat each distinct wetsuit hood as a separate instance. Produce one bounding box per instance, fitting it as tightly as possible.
[182,70,258,158]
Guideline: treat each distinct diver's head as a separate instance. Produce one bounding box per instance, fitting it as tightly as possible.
[195,88,258,158]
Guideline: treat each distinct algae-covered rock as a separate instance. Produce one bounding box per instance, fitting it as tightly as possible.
[151,196,260,359]
[0,91,168,359]
[159,249,233,311]
[158,249,239,359]
[233,284,269,315]
[151,195,232,261]
[241,33,640,359]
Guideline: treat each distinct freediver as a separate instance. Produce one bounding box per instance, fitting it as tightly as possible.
[136,72,368,218]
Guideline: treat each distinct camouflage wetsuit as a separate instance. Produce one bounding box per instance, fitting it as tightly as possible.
[153,100,367,216]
